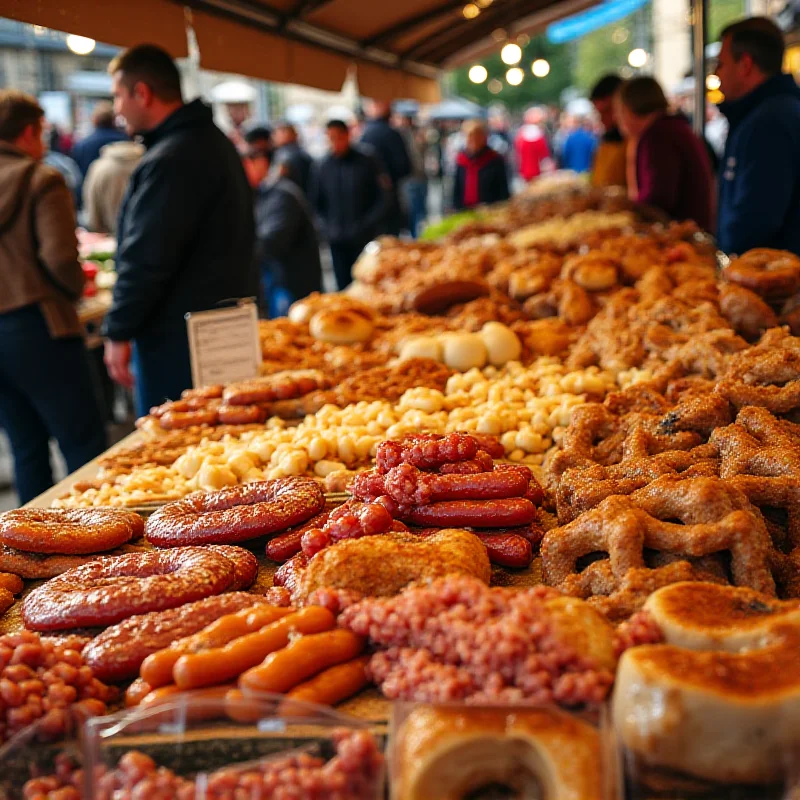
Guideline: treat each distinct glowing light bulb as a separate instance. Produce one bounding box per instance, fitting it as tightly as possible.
[706,74,721,90]
[627,48,648,68]
[506,67,524,86]
[468,65,488,84]
[531,58,550,77]
[501,43,522,65]
[462,4,480,19]
[66,34,95,55]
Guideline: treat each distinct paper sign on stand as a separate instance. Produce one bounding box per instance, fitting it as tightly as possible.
[186,301,262,388]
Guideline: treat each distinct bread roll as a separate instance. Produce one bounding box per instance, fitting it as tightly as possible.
[393,705,603,800]
[309,309,374,345]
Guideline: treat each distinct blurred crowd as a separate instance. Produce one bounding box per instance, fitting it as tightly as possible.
[0,15,799,502]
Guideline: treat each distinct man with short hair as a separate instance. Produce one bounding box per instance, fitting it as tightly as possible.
[452,120,510,210]
[589,74,626,188]
[71,101,127,178]
[102,44,255,415]
[273,122,314,198]
[242,141,321,317]
[360,99,411,235]
[313,119,388,289]
[0,90,106,502]
[716,17,800,255]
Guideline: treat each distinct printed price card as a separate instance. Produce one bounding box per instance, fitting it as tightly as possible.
[186,301,261,387]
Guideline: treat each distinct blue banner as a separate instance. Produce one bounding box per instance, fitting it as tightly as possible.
[546,0,649,44]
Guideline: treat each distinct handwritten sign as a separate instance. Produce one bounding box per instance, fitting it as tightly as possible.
[186,302,261,388]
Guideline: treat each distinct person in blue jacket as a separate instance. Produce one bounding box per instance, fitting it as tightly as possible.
[716,17,800,256]
[560,117,598,174]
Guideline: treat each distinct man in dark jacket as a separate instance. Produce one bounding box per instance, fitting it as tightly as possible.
[273,122,314,198]
[103,44,256,415]
[71,102,127,178]
[360,100,411,235]
[314,119,388,290]
[453,120,510,211]
[243,143,321,317]
[716,17,800,255]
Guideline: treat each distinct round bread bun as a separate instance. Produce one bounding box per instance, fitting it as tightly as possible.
[442,333,487,372]
[480,321,522,366]
[399,336,444,363]
[288,292,375,325]
[394,705,603,800]
[309,308,374,345]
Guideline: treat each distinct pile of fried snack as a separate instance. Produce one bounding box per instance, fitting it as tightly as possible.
[3,190,800,795]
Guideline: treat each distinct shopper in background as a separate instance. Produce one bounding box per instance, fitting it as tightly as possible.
[716,17,800,255]
[314,119,388,289]
[453,120,510,210]
[396,114,428,238]
[552,112,574,167]
[244,142,321,317]
[42,123,82,209]
[72,102,128,179]
[273,122,314,198]
[589,74,627,188]
[616,76,714,231]
[560,116,598,174]
[514,107,551,183]
[0,90,106,503]
[82,140,144,234]
[360,99,411,236]
[103,44,255,416]
[242,126,272,189]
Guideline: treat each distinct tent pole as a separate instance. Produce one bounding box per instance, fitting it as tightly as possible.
[691,0,708,139]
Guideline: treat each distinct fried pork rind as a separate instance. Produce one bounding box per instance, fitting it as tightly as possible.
[542,475,778,621]
[716,327,800,413]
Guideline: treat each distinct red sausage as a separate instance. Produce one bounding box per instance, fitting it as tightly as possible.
[474,533,532,568]
[400,498,536,528]
[266,511,331,562]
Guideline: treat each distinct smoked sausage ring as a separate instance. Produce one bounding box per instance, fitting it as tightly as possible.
[22,547,235,631]
[145,478,325,547]
[0,508,143,555]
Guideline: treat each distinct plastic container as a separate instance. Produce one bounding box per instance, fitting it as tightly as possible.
[0,713,83,800]
[613,714,797,800]
[389,702,620,800]
[83,690,386,799]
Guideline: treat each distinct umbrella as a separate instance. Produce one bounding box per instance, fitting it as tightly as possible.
[393,99,420,117]
[428,97,485,121]
[210,80,257,104]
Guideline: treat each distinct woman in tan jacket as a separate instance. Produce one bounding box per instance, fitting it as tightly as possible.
[0,90,105,504]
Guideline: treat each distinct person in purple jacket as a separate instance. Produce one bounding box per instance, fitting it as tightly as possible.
[616,77,714,232]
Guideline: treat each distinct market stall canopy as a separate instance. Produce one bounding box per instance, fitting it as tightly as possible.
[1,0,598,101]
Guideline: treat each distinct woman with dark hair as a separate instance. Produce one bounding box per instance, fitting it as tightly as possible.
[616,76,714,231]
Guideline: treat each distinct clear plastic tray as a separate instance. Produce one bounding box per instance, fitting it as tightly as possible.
[613,714,798,800]
[0,712,83,800]
[83,690,386,799]
[389,702,620,800]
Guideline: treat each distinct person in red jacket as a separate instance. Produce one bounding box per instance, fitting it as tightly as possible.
[452,120,510,210]
[514,107,552,182]
[616,77,714,231]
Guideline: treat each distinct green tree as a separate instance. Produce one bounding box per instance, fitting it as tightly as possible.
[451,34,573,110]
[709,0,745,41]
[573,5,652,93]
